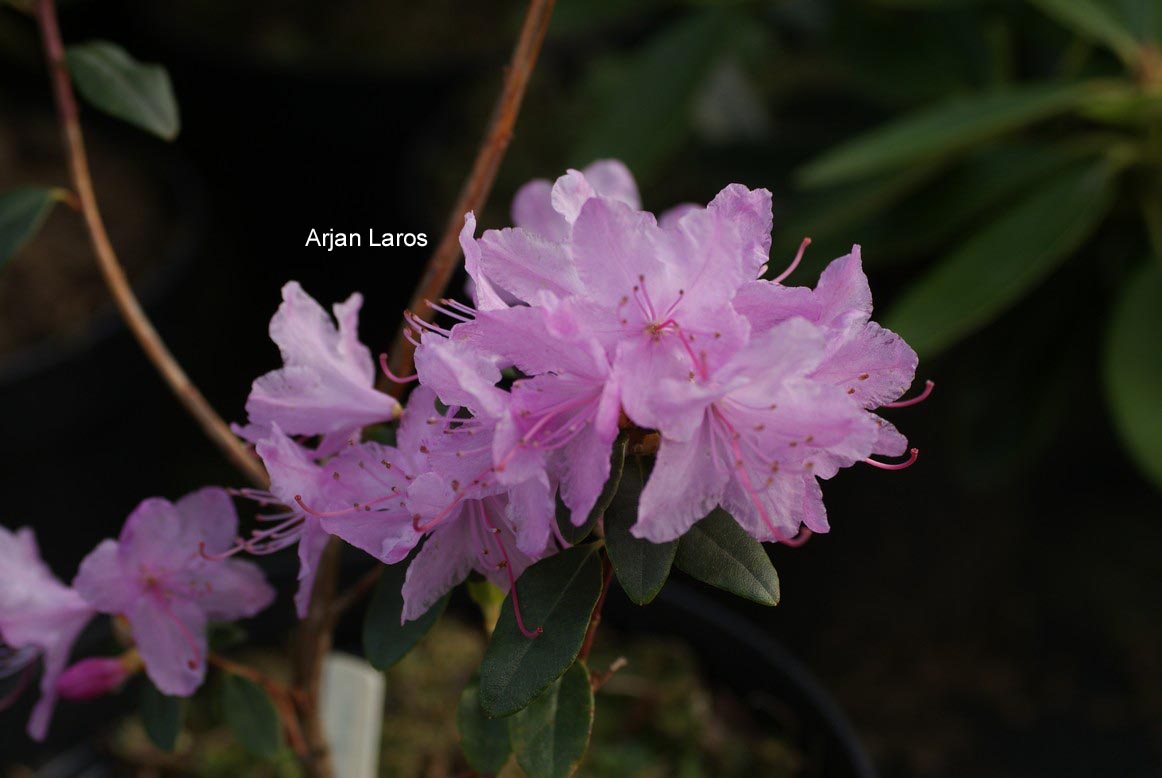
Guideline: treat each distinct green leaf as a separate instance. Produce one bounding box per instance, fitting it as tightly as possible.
[479,545,604,717]
[884,159,1117,357]
[675,509,780,606]
[363,563,448,670]
[574,10,739,180]
[509,661,595,778]
[604,456,676,605]
[798,83,1098,188]
[557,435,627,545]
[457,676,512,773]
[140,681,184,752]
[220,674,284,758]
[1028,0,1142,66]
[1104,263,1162,489]
[66,41,180,140]
[0,187,66,269]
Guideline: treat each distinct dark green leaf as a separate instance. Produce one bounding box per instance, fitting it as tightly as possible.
[0,187,65,269]
[1104,263,1162,489]
[675,509,780,606]
[884,160,1117,357]
[479,545,603,717]
[66,41,180,140]
[604,456,676,605]
[220,674,283,758]
[509,661,595,778]
[1029,0,1142,65]
[574,10,740,180]
[363,562,448,670]
[798,83,1098,187]
[457,676,512,774]
[557,435,627,545]
[140,680,184,752]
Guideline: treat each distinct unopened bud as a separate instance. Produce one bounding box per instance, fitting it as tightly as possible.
[57,653,138,700]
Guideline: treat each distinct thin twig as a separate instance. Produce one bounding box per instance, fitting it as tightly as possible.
[209,654,307,756]
[384,0,557,393]
[331,564,384,618]
[292,538,341,778]
[578,554,614,663]
[590,656,628,692]
[35,0,267,488]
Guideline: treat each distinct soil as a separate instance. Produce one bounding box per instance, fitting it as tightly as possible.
[0,115,173,358]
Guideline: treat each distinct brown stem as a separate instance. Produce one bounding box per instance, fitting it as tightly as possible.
[384,0,557,393]
[578,554,614,663]
[590,656,628,692]
[331,564,384,618]
[34,0,267,488]
[292,539,341,778]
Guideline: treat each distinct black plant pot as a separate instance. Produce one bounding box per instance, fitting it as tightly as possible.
[603,580,876,778]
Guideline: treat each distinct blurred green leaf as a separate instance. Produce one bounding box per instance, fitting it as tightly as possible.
[140,681,184,752]
[1028,0,1142,66]
[574,9,740,181]
[509,661,594,778]
[457,675,512,773]
[66,41,180,140]
[1105,263,1162,489]
[220,674,283,758]
[557,435,627,545]
[798,83,1098,188]
[874,141,1098,256]
[885,160,1116,357]
[604,456,676,605]
[363,563,448,671]
[0,187,66,270]
[480,545,603,717]
[675,509,780,606]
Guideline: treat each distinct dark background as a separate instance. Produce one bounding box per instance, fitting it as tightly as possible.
[2,0,1160,775]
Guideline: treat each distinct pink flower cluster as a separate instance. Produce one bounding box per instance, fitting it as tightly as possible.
[231,161,924,630]
[1,491,273,740]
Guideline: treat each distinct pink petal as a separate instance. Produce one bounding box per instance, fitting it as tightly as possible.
[812,322,918,409]
[635,424,729,542]
[511,179,568,241]
[400,519,475,623]
[129,594,208,697]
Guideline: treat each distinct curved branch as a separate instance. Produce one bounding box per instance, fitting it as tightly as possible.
[384,0,557,393]
[35,0,267,488]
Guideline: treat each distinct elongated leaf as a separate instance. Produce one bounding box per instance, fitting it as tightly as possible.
[557,436,627,545]
[876,141,1096,256]
[221,674,283,758]
[798,83,1097,187]
[0,187,66,269]
[604,456,676,605]
[66,41,180,140]
[479,545,603,717]
[675,509,780,605]
[509,661,595,778]
[457,676,512,773]
[140,681,184,752]
[1104,264,1162,489]
[885,160,1116,357]
[1029,0,1142,65]
[363,563,448,670]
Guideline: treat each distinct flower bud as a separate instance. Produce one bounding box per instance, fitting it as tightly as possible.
[56,655,134,701]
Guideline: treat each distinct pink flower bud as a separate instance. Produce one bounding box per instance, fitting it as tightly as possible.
[56,657,130,701]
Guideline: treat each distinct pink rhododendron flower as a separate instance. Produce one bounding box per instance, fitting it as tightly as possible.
[250,424,421,617]
[74,489,275,696]
[399,386,546,631]
[240,281,401,454]
[0,526,94,740]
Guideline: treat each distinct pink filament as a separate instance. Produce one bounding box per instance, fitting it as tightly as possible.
[882,379,934,409]
[863,448,920,470]
[378,353,417,384]
[772,237,811,284]
[480,504,541,639]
